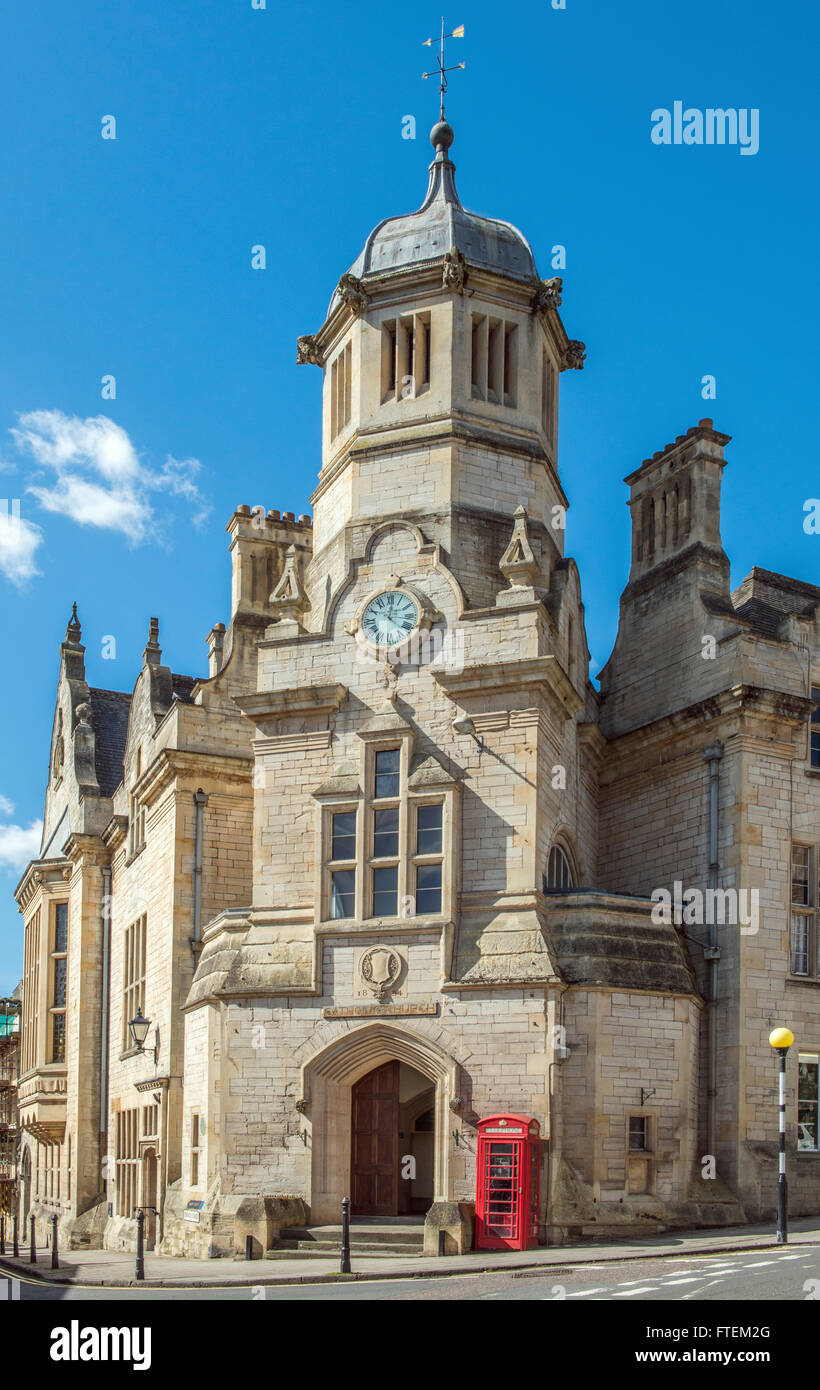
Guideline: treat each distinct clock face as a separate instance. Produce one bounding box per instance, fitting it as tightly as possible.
[360,590,420,647]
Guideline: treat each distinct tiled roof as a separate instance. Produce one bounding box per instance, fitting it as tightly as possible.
[88,688,131,797]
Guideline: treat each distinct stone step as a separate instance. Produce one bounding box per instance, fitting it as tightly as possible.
[279,1224,425,1248]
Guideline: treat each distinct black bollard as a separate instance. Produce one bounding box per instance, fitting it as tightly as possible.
[0,1213,5,1255]
[29,1213,36,1263]
[340,1195,351,1274]
[438,1228,446,1256]
[51,1213,59,1269]
[245,1233,253,1261]
[12,1212,18,1258]
[135,1208,145,1282]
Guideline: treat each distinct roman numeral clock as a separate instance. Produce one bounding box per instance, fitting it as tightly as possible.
[345,580,442,659]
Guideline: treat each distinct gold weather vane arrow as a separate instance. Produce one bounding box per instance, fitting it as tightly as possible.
[422,19,465,121]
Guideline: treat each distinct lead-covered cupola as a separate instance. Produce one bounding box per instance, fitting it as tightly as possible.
[327,120,537,308]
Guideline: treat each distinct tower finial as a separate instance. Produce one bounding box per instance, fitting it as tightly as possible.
[143,615,162,666]
[65,601,81,644]
[422,18,465,123]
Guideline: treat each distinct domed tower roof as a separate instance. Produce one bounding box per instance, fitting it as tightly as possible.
[328,121,538,315]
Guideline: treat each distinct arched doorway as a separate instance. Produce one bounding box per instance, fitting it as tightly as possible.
[350,1061,436,1216]
[141,1148,158,1250]
[303,1023,460,1225]
[351,1061,399,1215]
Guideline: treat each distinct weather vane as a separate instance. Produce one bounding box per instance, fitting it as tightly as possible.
[422,19,465,121]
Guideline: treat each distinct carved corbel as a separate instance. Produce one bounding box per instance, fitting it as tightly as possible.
[296,334,324,366]
[336,272,368,315]
[561,340,586,371]
[532,275,563,314]
[442,246,467,293]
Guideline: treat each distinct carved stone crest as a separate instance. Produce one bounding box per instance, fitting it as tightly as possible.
[532,276,563,314]
[442,247,467,293]
[359,945,402,1001]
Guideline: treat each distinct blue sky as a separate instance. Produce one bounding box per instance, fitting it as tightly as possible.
[1,0,818,989]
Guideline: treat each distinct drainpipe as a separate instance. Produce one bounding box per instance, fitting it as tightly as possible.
[702,740,724,1161]
[192,790,208,944]
[99,866,111,1201]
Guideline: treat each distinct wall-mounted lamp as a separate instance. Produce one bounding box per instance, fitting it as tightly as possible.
[128,1007,158,1065]
[640,1088,656,1107]
[453,716,483,751]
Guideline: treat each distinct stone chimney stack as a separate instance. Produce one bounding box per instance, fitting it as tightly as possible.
[598,420,733,739]
[624,418,730,586]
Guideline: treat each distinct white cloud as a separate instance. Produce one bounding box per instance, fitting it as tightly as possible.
[0,819,42,872]
[0,795,14,817]
[0,505,44,586]
[10,410,210,545]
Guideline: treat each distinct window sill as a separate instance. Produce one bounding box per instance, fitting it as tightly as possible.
[805,768,820,779]
[785,975,820,987]
[119,1046,145,1061]
[124,843,146,868]
[317,913,449,933]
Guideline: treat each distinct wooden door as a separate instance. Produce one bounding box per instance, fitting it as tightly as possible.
[143,1149,158,1249]
[351,1060,399,1215]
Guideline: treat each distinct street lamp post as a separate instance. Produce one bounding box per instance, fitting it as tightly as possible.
[769,1026,795,1244]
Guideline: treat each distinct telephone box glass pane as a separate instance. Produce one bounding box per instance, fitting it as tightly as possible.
[485,1142,519,1238]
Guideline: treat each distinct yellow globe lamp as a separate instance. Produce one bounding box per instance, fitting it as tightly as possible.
[769,1027,795,1051]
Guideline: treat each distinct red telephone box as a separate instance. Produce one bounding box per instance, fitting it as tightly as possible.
[475,1114,541,1251]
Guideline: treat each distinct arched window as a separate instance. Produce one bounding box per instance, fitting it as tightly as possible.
[545,845,574,892]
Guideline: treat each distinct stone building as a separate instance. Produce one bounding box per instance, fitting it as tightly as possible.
[0,991,20,1220]
[13,117,820,1256]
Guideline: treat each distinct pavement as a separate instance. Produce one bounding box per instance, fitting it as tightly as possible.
[3,1215,820,1288]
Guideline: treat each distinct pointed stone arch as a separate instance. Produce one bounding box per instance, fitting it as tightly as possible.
[300,1022,461,1223]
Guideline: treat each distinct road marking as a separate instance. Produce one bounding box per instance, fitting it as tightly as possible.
[660,1277,705,1286]
[682,1279,723,1300]
[567,1288,608,1297]
[742,1260,776,1267]
[612,1286,662,1297]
